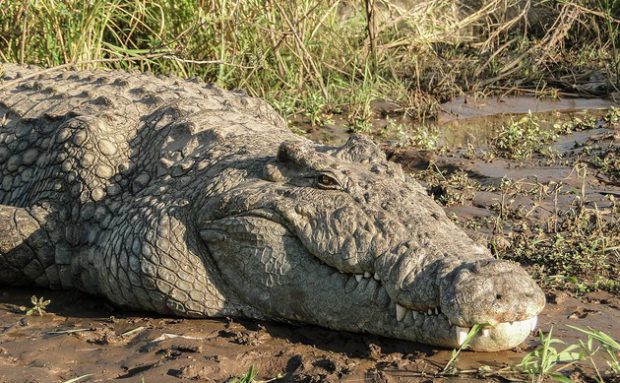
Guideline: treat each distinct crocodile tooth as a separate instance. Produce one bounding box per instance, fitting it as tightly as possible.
[530,316,538,332]
[364,271,371,278]
[355,274,363,282]
[434,307,439,315]
[482,328,491,337]
[373,272,380,281]
[456,327,470,346]
[427,308,432,315]
[396,304,407,321]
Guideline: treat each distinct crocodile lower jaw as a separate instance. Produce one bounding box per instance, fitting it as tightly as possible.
[392,300,538,351]
[457,316,538,351]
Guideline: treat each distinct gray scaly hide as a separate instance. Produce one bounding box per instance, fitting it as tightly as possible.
[0,64,545,351]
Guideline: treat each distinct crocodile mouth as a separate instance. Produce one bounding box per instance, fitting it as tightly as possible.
[202,209,539,351]
[391,300,538,346]
[349,273,539,351]
[323,271,540,351]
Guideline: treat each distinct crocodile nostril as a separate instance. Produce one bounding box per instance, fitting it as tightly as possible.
[496,294,503,300]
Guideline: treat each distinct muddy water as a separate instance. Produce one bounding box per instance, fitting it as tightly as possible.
[437,97,613,149]
[1,97,620,382]
[439,96,614,122]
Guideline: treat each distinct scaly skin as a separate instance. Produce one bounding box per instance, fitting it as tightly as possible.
[0,64,545,351]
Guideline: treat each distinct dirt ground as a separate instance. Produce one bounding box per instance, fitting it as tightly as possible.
[1,96,619,383]
[1,287,619,383]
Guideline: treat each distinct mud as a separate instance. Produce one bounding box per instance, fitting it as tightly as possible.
[1,287,618,382]
[2,96,620,382]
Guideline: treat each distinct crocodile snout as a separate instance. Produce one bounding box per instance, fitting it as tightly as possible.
[439,259,545,328]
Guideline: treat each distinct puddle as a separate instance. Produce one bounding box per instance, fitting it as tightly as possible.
[438,96,615,123]
[436,108,612,151]
[303,96,617,153]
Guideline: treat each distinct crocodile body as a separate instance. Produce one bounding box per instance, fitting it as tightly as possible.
[0,64,544,351]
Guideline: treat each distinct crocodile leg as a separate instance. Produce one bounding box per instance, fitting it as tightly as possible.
[0,204,59,288]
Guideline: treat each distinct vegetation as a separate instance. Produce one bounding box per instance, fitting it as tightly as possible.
[569,325,620,376]
[442,323,488,374]
[1,0,619,129]
[492,113,558,160]
[19,295,51,316]
[490,108,620,160]
[408,109,620,295]
[227,366,282,383]
[516,328,583,383]
[516,326,620,382]
[228,366,257,383]
[493,175,620,294]
[431,325,620,381]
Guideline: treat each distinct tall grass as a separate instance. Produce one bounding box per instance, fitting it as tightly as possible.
[1,0,619,125]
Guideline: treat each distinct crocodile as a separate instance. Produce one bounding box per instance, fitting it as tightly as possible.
[0,64,545,351]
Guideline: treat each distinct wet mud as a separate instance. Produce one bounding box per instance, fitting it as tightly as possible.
[1,96,620,382]
[2,287,618,382]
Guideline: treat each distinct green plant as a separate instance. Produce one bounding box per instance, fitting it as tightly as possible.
[516,328,583,383]
[348,113,374,134]
[442,323,488,374]
[227,366,282,383]
[604,106,620,124]
[492,113,557,160]
[568,325,620,375]
[302,90,332,127]
[409,125,439,150]
[19,295,51,316]
[597,0,620,87]
[228,366,256,383]
[493,175,620,294]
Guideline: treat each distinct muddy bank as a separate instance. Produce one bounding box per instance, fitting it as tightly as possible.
[1,287,619,382]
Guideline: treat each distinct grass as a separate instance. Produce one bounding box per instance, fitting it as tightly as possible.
[491,113,557,160]
[516,326,620,382]
[408,108,620,294]
[393,325,620,381]
[1,0,620,129]
[228,366,257,383]
[489,107,620,161]
[404,107,620,294]
[569,325,620,376]
[442,323,488,374]
[496,181,620,294]
[516,328,583,383]
[227,366,282,383]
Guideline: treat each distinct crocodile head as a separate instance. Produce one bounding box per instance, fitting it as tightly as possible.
[199,135,545,351]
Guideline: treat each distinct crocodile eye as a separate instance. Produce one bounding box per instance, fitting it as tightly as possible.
[317,173,341,190]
